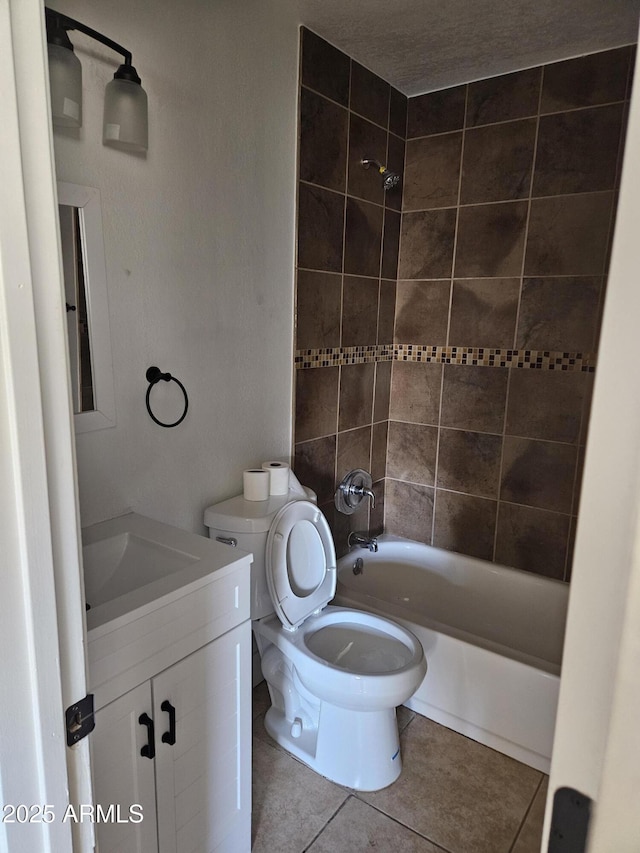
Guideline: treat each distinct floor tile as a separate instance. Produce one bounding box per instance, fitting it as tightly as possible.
[359,715,542,853]
[307,796,443,852]
[511,777,548,853]
[252,736,349,853]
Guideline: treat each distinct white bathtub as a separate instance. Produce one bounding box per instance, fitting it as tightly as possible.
[334,535,569,773]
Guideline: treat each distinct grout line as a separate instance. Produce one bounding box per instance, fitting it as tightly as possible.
[400,187,616,215]
[494,65,544,560]
[301,796,352,853]
[404,98,628,142]
[297,264,611,282]
[353,799,457,853]
[507,773,546,853]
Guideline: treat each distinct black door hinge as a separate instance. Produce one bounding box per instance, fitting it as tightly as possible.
[549,786,592,852]
[65,694,95,746]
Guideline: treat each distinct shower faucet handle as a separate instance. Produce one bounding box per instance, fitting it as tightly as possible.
[335,469,375,515]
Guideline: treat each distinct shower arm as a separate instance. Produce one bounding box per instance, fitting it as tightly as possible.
[361,158,386,174]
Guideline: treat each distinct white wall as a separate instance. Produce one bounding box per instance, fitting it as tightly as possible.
[50,0,299,533]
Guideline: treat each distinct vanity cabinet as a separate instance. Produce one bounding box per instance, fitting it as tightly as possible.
[92,622,251,853]
[82,515,253,853]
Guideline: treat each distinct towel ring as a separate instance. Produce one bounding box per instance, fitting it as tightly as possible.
[145,366,189,428]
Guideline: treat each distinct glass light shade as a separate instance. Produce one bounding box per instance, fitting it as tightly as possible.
[48,43,82,128]
[103,78,148,152]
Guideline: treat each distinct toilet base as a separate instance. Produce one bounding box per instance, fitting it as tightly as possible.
[263,701,402,791]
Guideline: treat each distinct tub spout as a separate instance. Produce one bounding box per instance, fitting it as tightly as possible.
[348,531,378,552]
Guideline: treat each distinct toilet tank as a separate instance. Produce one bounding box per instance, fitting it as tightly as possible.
[204,488,316,620]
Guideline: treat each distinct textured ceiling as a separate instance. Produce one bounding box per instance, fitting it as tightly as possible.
[287,0,640,95]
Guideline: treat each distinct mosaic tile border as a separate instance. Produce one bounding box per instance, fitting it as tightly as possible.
[295,344,596,371]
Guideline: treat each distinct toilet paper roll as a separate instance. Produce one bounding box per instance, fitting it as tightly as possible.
[261,461,290,495]
[243,469,270,501]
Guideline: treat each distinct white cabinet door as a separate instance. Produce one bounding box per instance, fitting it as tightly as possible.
[153,622,252,853]
[92,682,159,853]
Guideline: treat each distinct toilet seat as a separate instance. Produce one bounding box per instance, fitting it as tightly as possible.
[266,500,336,631]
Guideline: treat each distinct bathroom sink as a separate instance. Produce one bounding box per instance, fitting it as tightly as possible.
[82,511,251,634]
[83,532,199,609]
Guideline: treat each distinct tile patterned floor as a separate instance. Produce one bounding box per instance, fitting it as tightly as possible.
[252,682,546,853]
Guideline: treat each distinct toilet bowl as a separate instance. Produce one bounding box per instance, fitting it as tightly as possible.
[205,494,427,790]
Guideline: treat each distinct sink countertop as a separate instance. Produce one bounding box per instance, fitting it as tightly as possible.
[82,511,252,636]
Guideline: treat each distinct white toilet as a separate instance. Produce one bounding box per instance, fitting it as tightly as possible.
[204,490,427,791]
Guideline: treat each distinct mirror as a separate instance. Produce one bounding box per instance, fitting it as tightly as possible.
[57,182,116,432]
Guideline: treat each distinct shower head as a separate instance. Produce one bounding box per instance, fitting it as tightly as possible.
[361,158,401,191]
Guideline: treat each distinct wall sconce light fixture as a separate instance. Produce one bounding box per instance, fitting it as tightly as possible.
[45,7,148,152]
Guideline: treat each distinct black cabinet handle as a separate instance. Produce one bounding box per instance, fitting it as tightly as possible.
[161,700,176,745]
[138,712,155,759]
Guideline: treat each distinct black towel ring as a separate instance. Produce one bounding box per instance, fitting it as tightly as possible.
[145,366,189,428]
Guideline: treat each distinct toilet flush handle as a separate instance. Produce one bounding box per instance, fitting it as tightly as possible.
[215,536,237,547]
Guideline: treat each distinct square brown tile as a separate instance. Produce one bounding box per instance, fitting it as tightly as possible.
[436,428,503,499]
[298,183,345,272]
[461,119,536,204]
[373,360,392,421]
[295,367,339,442]
[341,276,379,346]
[344,197,384,277]
[516,277,601,351]
[524,192,614,276]
[407,86,466,138]
[350,61,390,128]
[455,201,528,278]
[377,280,396,344]
[360,714,541,853]
[394,280,451,344]
[449,278,520,348]
[296,270,342,350]
[299,87,348,192]
[381,210,400,279]
[398,209,457,279]
[533,104,624,196]
[389,361,443,425]
[384,479,434,543]
[348,113,388,205]
[338,362,375,431]
[371,421,388,481]
[506,369,587,444]
[337,425,372,482]
[389,87,408,138]
[467,67,542,127]
[541,47,631,113]
[500,436,577,514]
[294,435,337,504]
[433,490,497,561]
[307,795,441,853]
[441,364,509,433]
[495,502,570,579]
[403,132,462,210]
[387,421,438,485]
[301,28,350,107]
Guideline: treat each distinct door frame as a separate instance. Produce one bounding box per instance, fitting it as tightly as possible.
[0,1,93,850]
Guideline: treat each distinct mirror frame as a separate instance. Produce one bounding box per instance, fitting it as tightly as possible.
[57,181,116,432]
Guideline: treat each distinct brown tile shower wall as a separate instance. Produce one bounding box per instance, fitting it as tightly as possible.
[388,46,634,581]
[293,28,635,580]
[293,28,406,546]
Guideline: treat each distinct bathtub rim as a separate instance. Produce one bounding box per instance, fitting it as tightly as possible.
[336,533,568,676]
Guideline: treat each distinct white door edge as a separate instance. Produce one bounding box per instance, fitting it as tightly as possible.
[1,2,94,851]
[544,17,640,851]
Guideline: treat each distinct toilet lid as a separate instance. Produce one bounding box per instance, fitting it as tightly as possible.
[266,500,336,631]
